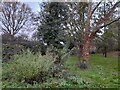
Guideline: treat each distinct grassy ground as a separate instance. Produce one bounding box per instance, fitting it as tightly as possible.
[64,54,119,88]
[2,53,119,88]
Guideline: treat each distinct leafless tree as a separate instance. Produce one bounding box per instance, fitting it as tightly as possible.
[0,2,32,37]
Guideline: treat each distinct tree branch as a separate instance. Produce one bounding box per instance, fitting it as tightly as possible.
[1,2,31,35]
[91,0,103,15]
[84,2,92,33]
[99,17,120,29]
[96,1,120,26]
[90,17,120,39]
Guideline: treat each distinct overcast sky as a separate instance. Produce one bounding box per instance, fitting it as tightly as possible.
[20,0,47,12]
[25,2,40,13]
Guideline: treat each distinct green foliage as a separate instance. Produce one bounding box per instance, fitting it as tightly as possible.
[2,44,24,62]
[37,2,68,48]
[2,53,119,88]
[2,49,87,88]
[67,76,85,85]
[95,28,118,53]
[2,81,41,88]
[41,76,86,88]
[2,50,54,83]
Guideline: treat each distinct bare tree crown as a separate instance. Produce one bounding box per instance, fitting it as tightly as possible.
[0,2,32,36]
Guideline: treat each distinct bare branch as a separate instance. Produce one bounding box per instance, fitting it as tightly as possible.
[91,0,103,15]
[84,2,92,33]
[96,1,120,26]
[90,17,120,39]
[99,17,120,29]
[0,2,32,36]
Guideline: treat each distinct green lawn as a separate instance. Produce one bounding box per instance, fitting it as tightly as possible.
[0,62,1,89]
[64,54,119,88]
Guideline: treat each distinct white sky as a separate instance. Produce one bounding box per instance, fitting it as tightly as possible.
[25,2,40,12]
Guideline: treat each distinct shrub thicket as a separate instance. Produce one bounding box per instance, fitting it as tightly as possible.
[2,50,54,84]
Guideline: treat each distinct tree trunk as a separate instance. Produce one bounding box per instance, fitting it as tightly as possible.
[76,44,82,67]
[80,36,91,69]
[103,46,107,57]
[78,1,119,69]
[77,51,81,67]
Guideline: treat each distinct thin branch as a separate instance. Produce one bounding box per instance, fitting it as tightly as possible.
[1,2,31,35]
[91,0,103,15]
[2,28,10,34]
[90,17,120,39]
[99,17,120,28]
[96,1,120,26]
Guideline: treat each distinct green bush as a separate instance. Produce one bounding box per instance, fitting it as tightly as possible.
[2,50,54,83]
[2,44,24,62]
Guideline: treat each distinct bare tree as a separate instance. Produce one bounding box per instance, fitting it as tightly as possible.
[0,2,32,37]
